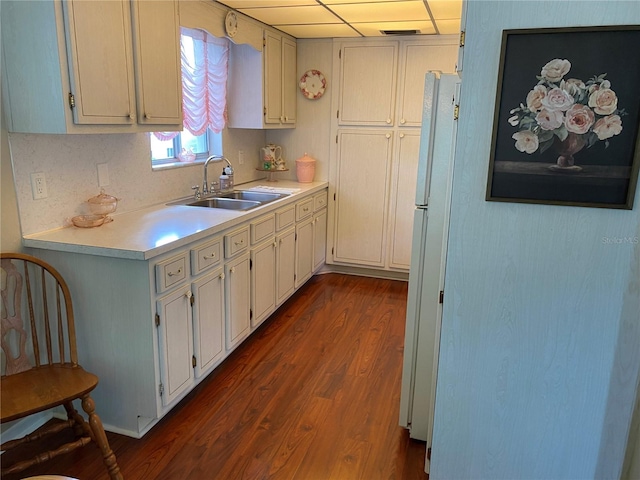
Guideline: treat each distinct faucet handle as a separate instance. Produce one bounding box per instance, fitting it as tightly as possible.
[191,185,201,200]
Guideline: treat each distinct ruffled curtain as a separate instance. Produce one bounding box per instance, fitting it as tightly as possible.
[154,28,229,141]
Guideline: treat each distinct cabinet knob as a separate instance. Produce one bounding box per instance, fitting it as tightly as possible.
[385,133,391,139]
[219,272,225,280]
[145,113,151,120]
[185,290,192,299]
[400,118,406,125]
[399,133,405,139]
[230,266,235,273]
[273,241,277,248]
[128,113,134,120]
[386,118,392,124]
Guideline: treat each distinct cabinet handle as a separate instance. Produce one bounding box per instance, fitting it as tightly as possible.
[185,290,192,299]
[128,113,134,120]
[145,113,152,120]
[230,266,235,273]
[400,118,406,125]
[385,133,391,139]
[234,239,244,246]
[386,118,392,124]
[273,241,277,248]
[280,116,285,122]
[219,272,225,280]
[167,268,182,277]
[203,253,217,259]
[303,207,309,212]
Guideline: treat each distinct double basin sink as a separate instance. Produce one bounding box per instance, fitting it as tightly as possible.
[168,190,288,211]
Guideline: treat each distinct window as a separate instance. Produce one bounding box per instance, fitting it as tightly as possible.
[151,28,228,168]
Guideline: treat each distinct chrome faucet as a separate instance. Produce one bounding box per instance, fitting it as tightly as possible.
[203,155,233,195]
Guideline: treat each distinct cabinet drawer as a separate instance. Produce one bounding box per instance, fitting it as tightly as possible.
[296,197,314,221]
[275,205,296,231]
[250,214,275,245]
[224,226,249,258]
[155,252,188,294]
[313,191,328,212]
[191,237,222,275]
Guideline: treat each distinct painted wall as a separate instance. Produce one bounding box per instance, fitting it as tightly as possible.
[267,38,333,184]
[431,2,640,479]
[1,77,22,252]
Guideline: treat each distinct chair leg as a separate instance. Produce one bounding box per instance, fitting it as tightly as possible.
[64,401,88,438]
[81,394,123,480]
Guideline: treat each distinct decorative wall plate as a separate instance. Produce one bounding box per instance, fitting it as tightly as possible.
[299,69,326,99]
[225,11,238,38]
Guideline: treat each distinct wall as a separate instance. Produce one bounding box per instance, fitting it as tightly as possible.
[267,38,334,183]
[8,128,266,236]
[431,2,640,479]
[1,76,22,251]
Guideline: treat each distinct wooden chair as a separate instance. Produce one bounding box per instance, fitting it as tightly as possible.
[0,253,123,479]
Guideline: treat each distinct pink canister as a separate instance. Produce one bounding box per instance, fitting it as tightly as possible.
[295,153,316,183]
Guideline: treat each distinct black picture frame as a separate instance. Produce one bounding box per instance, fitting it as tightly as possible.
[486,26,640,209]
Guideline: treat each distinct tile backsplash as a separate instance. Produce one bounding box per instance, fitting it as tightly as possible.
[10,129,267,236]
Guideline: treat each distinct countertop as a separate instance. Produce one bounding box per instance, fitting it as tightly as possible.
[23,180,328,261]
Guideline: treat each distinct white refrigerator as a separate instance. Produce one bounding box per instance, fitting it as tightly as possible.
[399,72,460,462]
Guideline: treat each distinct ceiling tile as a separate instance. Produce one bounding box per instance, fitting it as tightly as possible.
[433,18,461,34]
[425,0,462,20]
[217,0,317,8]
[320,0,409,4]
[276,24,361,38]
[329,1,429,23]
[238,5,342,25]
[352,20,436,36]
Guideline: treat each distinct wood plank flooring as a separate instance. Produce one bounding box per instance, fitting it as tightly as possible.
[3,273,428,480]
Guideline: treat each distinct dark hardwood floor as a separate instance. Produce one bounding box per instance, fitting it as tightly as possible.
[3,273,428,480]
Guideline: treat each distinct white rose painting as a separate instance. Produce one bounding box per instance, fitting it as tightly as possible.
[487,26,640,209]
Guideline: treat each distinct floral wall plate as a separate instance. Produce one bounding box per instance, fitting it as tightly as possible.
[299,70,326,99]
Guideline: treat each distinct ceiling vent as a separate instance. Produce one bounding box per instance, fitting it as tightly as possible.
[380,29,420,35]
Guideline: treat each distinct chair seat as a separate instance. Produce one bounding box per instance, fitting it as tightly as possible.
[1,364,98,422]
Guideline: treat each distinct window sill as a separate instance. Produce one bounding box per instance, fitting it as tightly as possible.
[152,158,206,171]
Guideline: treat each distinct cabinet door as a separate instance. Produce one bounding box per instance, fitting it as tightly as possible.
[313,209,327,272]
[64,0,136,125]
[282,37,297,125]
[276,227,295,305]
[156,287,194,406]
[338,43,398,126]
[388,131,420,270]
[251,240,277,329]
[131,0,182,126]
[295,217,314,289]
[333,130,393,267]
[264,30,283,125]
[192,268,225,379]
[225,253,251,351]
[396,42,459,127]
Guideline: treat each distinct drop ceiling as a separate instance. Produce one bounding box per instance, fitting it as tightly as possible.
[215,0,462,39]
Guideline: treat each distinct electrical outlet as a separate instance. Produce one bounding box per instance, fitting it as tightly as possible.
[238,150,245,165]
[30,172,48,199]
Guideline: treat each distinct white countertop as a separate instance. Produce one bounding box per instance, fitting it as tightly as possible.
[23,180,328,261]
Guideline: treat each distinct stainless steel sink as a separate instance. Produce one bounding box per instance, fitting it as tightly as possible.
[186,198,261,210]
[168,190,289,211]
[216,191,287,203]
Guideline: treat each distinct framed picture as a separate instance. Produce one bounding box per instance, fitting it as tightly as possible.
[486,26,640,209]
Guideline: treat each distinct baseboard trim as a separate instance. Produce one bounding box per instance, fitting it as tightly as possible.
[318,263,409,281]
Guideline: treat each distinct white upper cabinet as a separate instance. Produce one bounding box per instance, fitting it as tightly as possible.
[338,43,398,126]
[131,0,182,126]
[1,0,182,134]
[396,41,459,127]
[228,28,297,129]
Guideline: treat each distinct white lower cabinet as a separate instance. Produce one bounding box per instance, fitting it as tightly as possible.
[225,252,251,350]
[156,287,194,407]
[276,227,296,305]
[191,268,225,379]
[28,187,327,438]
[313,208,328,272]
